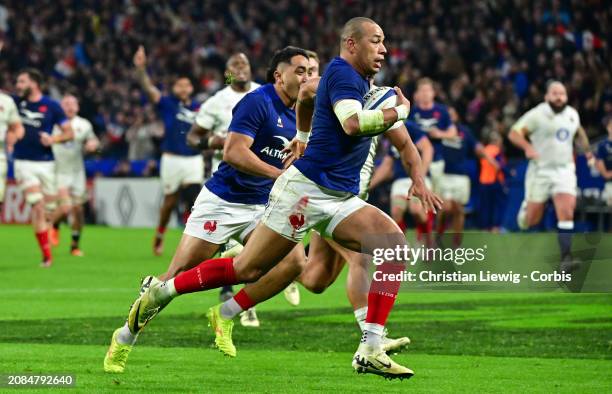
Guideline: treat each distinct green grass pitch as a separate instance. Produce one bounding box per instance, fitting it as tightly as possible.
[0,225,611,393]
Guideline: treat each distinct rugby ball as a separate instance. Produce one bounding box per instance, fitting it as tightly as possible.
[362,86,400,135]
[363,86,397,110]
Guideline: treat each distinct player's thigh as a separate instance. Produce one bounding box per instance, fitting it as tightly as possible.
[0,157,6,201]
[524,163,552,204]
[179,155,205,187]
[233,223,298,282]
[331,204,403,253]
[552,193,576,221]
[160,154,182,195]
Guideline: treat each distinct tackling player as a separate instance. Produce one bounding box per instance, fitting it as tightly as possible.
[133,46,202,256]
[104,46,311,373]
[13,68,74,267]
[187,52,260,321]
[50,95,99,256]
[128,18,441,379]
[0,90,24,213]
[509,81,592,271]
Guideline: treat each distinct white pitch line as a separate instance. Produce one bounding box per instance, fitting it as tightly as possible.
[0,288,136,294]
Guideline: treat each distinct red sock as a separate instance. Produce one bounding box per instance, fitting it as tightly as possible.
[453,232,463,247]
[366,262,403,326]
[156,226,166,236]
[234,288,256,310]
[426,211,435,233]
[173,257,237,294]
[35,231,52,261]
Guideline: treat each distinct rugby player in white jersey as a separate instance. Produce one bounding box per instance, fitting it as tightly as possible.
[0,91,24,214]
[187,53,260,323]
[509,81,592,271]
[50,95,99,256]
[128,18,441,379]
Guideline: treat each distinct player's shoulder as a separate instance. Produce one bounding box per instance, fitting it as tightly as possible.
[433,102,449,112]
[323,57,358,80]
[74,115,93,127]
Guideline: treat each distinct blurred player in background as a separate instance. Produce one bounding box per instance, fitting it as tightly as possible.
[13,68,74,267]
[595,117,612,205]
[509,81,592,271]
[49,95,99,256]
[187,52,260,321]
[0,89,24,214]
[478,132,506,232]
[104,46,310,373]
[409,78,457,243]
[127,18,440,379]
[436,107,498,247]
[369,120,433,244]
[133,45,202,256]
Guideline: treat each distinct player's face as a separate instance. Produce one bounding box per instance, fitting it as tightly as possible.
[416,83,435,106]
[308,58,320,78]
[61,96,79,118]
[355,22,386,75]
[448,107,458,123]
[16,73,34,98]
[545,83,568,113]
[227,54,252,83]
[172,78,193,101]
[277,55,309,100]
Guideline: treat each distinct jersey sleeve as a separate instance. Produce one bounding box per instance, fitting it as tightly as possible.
[195,95,219,130]
[51,100,68,127]
[327,68,365,106]
[156,95,173,113]
[228,93,266,139]
[84,119,98,142]
[437,106,452,130]
[5,99,20,124]
[513,107,538,134]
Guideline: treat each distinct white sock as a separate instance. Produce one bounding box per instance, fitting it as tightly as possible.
[362,323,384,347]
[158,279,177,300]
[354,306,368,332]
[220,297,243,319]
[116,323,137,345]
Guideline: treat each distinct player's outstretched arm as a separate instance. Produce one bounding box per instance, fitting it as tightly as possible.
[224,132,282,179]
[337,87,409,137]
[133,45,162,104]
[387,125,443,213]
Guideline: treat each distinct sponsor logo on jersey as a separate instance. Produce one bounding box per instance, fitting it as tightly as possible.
[176,107,196,124]
[277,116,283,128]
[19,108,45,128]
[259,135,291,160]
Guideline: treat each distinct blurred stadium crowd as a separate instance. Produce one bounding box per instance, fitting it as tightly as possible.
[0,0,610,228]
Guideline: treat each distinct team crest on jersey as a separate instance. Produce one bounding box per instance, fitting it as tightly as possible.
[203,220,217,233]
[555,128,570,141]
[289,213,305,230]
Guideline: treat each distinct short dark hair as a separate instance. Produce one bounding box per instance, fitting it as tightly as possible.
[266,46,309,83]
[18,68,44,87]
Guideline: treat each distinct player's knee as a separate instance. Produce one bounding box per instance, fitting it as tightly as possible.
[235,265,265,283]
[25,192,44,206]
[300,273,328,294]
